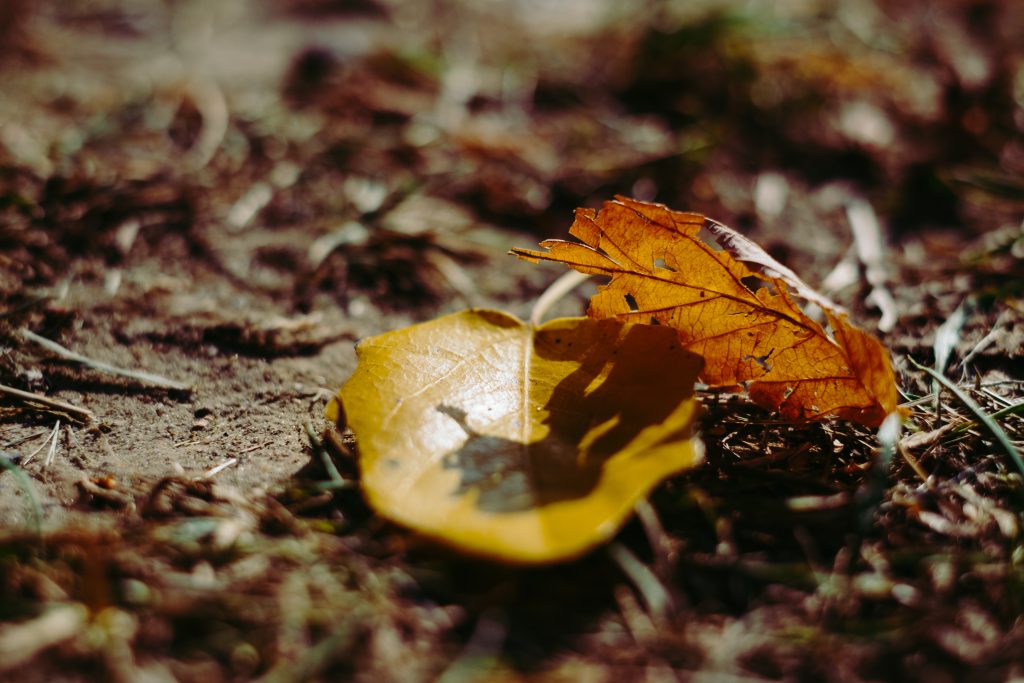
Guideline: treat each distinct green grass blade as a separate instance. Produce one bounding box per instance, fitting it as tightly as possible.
[991,401,1024,421]
[908,358,1024,478]
[0,452,43,536]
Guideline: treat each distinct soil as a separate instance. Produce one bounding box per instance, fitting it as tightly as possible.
[0,1,1022,681]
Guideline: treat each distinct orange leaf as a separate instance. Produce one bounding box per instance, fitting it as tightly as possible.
[513,196,898,427]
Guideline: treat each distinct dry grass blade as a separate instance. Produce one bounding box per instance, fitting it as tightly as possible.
[855,412,902,531]
[21,420,58,466]
[528,270,590,326]
[846,200,897,332]
[20,329,192,392]
[932,298,971,375]
[254,610,368,683]
[608,542,674,624]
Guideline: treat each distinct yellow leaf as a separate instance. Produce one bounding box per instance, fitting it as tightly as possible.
[334,309,703,564]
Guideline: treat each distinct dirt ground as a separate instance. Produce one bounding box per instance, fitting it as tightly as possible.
[1,0,1022,681]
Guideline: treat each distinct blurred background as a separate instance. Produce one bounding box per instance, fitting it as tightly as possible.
[2,0,1022,317]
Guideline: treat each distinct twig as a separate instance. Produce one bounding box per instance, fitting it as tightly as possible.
[634,498,677,593]
[427,250,482,308]
[20,329,191,392]
[0,295,50,320]
[255,610,367,683]
[435,611,507,683]
[897,443,929,482]
[20,433,51,465]
[0,383,95,423]
[821,244,859,294]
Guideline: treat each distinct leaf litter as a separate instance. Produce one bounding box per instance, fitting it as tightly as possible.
[1,0,1023,681]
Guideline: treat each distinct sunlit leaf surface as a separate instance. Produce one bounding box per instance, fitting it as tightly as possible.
[334,309,703,564]
[514,196,898,426]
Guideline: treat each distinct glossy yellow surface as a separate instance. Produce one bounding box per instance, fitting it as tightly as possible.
[334,309,703,564]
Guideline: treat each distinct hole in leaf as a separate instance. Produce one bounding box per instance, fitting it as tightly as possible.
[697,226,724,249]
[740,275,769,295]
[624,293,639,312]
[743,349,774,373]
[653,257,676,272]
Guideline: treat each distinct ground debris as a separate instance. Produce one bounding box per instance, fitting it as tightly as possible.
[0,0,1022,680]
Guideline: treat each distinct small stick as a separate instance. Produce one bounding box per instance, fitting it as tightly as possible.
[21,329,191,392]
[0,382,95,423]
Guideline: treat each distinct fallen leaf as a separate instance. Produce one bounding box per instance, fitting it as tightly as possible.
[330,309,703,564]
[513,196,898,426]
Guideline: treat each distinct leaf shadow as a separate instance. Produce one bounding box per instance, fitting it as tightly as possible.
[438,321,700,514]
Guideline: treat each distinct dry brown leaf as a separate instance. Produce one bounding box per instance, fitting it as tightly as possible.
[513,196,898,427]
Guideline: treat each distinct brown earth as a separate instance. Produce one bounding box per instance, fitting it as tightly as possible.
[1,1,1022,681]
